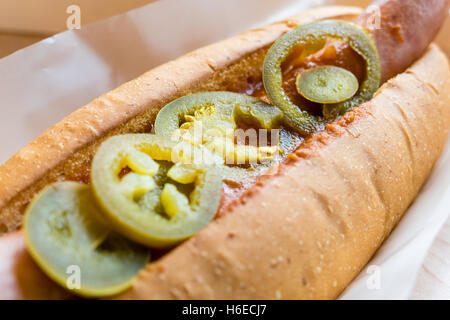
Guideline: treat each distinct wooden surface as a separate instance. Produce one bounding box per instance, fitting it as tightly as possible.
[0,33,44,58]
[0,0,155,34]
[0,0,155,58]
[0,0,449,299]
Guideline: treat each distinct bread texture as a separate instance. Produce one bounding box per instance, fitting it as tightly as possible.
[115,44,450,299]
[0,5,448,300]
[0,6,361,234]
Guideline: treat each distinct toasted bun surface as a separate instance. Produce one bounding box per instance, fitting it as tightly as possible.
[0,6,448,300]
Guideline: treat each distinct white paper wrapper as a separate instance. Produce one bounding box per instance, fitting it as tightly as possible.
[0,0,448,299]
[340,138,450,299]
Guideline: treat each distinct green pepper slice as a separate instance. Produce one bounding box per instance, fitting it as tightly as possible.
[91,134,222,248]
[154,91,289,181]
[296,65,359,104]
[24,181,149,298]
[263,20,381,133]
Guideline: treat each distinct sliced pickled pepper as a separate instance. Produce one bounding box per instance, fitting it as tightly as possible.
[296,65,359,104]
[263,20,381,133]
[91,134,222,248]
[154,91,289,181]
[24,181,149,298]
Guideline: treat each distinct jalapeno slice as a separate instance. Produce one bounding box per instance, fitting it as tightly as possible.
[91,134,222,248]
[296,65,359,104]
[263,20,381,133]
[154,91,288,181]
[24,181,149,298]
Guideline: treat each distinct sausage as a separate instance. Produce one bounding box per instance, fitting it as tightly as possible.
[358,0,450,83]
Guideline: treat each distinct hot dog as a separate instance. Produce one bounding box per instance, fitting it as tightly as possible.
[0,0,448,299]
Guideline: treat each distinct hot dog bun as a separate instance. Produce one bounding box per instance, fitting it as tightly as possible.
[0,5,448,300]
[0,6,361,234]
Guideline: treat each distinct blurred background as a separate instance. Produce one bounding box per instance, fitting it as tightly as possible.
[1,0,447,58]
[0,0,372,58]
[0,0,155,58]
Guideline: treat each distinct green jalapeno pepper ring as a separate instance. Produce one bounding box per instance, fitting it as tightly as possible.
[24,182,149,298]
[91,134,222,248]
[263,20,381,133]
[155,91,283,134]
[296,65,359,104]
[154,91,291,182]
